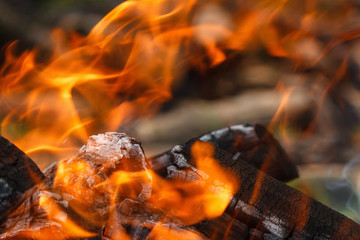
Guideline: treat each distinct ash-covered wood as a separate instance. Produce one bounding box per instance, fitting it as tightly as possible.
[0,135,44,224]
[149,124,298,182]
[0,132,152,239]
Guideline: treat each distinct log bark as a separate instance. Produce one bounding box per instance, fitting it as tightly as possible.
[0,135,44,224]
[1,130,359,240]
[149,124,298,182]
[165,139,360,240]
[0,132,152,239]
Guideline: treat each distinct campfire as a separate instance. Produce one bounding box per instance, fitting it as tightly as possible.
[1,0,360,239]
[1,125,359,239]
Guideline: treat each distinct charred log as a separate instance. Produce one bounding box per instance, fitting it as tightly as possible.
[164,139,360,240]
[0,135,44,224]
[0,132,152,239]
[149,124,298,182]
[193,212,248,240]
[0,129,359,240]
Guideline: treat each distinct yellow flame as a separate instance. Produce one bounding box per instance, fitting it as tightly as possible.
[1,0,360,237]
[191,141,238,218]
[39,193,97,238]
[1,0,359,163]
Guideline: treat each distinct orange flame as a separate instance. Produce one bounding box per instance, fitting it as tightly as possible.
[1,0,359,165]
[52,159,109,226]
[32,140,238,238]
[1,0,360,237]
[191,141,239,218]
[38,193,97,238]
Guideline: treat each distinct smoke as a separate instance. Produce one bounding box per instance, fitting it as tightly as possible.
[324,156,360,223]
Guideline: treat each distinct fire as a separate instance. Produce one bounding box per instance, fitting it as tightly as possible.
[38,193,97,239]
[1,0,359,164]
[1,0,360,238]
[190,141,238,218]
[18,137,237,239]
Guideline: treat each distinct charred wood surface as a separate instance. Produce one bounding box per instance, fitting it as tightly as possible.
[149,124,298,182]
[0,135,44,224]
[166,139,360,240]
[0,129,359,240]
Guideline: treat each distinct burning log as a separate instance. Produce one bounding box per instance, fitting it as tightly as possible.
[0,126,359,240]
[0,135,44,224]
[161,139,360,239]
[0,132,153,239]
[149,124,298,182]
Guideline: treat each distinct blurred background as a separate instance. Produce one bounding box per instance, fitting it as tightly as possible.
[0,0,360,223]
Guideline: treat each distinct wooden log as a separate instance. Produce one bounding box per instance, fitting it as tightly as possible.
[193,212,249,240]
[1,131,359,240]
[168,139,360,240]
[149,124,298,182]
[0,135,44,224]
[0,132,152,239]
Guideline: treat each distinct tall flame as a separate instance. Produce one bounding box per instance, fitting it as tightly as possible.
[1,0,359,164]
[1,0,360,238]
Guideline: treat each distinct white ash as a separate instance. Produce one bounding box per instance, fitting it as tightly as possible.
[80,132,144,163]
[80,132,152,200]
[199,124,258,143]
[230,124,256,136]
[262,215,290,238]
[170,146,192,169]
[234,199,261,219]
[235,199,290,238]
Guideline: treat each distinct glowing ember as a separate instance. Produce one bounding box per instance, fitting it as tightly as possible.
[52,132,153,226]
[0,132,238,239]
[39,193,97,239]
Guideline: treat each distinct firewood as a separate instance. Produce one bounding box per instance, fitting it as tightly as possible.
[149,124,298,182]
[0,132,152,239]
[1,130,359,240]
[0,135,44,224]
[165,139,360,240]
[193,212,249,240]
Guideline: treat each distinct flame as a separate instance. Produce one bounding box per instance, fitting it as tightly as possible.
[31,140,238,238]
[52,159,109,226]
[131,141,238,226]
[268,81,294,132]
[1,0,359,163]
[52,159,152,226]
[191,141,239,218]
[2,0,360,238]
[38,193,97,238]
